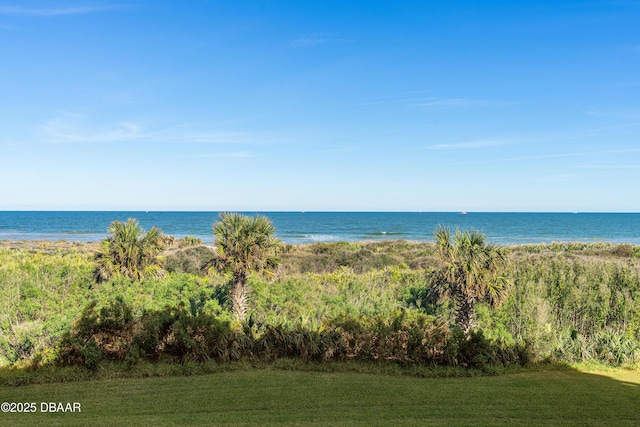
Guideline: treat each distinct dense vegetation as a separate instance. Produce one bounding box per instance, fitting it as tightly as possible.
[2,222,640,371]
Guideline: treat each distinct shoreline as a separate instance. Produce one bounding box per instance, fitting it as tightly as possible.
[1,238,637,253]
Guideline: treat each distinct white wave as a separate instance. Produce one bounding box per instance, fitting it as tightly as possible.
[305,234,341,242]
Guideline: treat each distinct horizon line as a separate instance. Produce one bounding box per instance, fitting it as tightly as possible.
[1,210,639,214]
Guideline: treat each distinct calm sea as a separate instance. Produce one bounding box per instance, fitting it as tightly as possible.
[0,211,639,245]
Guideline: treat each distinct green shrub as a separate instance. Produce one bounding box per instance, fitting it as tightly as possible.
[56,300,529,370]
[164,246,215,275]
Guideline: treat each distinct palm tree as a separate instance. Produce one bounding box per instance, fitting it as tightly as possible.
[430,226,510,332]
[95,218,165,281]
[213,213,281,321]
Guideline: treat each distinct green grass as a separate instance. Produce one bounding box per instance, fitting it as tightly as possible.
[1,368,639,426]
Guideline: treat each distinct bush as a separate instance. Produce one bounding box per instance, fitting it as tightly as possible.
[56,301,529,370]
[611,244,633,257]
[57,300,241,367]
[57,299,136,368]
[164,246,216,275]
[0,321,49,365]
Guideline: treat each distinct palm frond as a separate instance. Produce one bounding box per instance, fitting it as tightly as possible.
[94,218,165,282]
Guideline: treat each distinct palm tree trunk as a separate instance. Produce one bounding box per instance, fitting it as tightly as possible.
[231,271,248,321]
[455,297,477,333]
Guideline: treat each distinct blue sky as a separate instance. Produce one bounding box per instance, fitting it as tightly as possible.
[1,1,639,212]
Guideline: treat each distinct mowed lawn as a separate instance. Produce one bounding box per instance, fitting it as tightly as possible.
[1,368,639,426]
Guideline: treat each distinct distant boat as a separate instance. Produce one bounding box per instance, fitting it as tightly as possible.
[460,211,467,215]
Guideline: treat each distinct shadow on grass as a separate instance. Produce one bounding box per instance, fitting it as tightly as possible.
[0,358,638,384]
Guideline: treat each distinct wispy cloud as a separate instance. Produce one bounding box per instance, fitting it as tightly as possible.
[528,173,575,184]
[355,92,516,109]
[585,108,640,120]
[290,32,352,47]
[427,139,509,150]
[313,145,362,154]
[415,98,518,108]
[195,151,252,158]
[40,113,243,144]
[574,164,640,170]
[354,101,386,106]
[435,122,640,167]
[458,146,640,167]
[417,98,487,108]
[0,4,129,17]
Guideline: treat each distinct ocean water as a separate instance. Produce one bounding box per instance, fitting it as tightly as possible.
[0,211,639,245]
